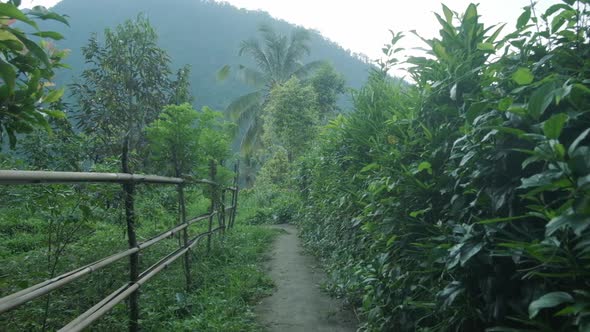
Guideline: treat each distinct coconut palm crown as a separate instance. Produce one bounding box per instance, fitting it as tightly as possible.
[219,24,324,155]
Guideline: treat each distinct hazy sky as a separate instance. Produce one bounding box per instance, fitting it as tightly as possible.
[21,0,559,75]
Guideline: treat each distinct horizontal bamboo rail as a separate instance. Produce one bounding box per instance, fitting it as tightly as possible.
[0,170,238,189]
[59,228,223,332]
[0,162,240,331]
[0,170,183,185]
[0,211,218,314]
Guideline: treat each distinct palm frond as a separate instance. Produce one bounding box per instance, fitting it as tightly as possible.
[239,39,273,75]
[291,60,327,79]
[226,90,263,121]
[282,28,311,74]
[217,65,231,81]
[240,114,264,156]
[236,65,267,88]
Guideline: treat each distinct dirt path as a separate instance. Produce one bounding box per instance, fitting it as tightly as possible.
[255,224,357,332]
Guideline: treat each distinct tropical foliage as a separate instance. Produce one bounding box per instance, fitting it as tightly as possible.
[71,15,181,172]
[0,9,257,331]
[296,2,590,331]
[145,103,232,177]
[220,24,324,154]
[262,77,319,162]
[0,1,68,148]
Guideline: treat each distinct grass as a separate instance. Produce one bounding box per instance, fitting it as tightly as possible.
[0,184,279,331]
[165,225,278,331]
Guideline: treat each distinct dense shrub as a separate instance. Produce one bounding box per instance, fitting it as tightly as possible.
[297,2,590,331]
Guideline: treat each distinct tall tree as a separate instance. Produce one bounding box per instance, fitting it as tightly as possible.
[170,65,193,105]
[262,77,319,162]
[308,63,346,121]
[219,24,323,154]
[145,104,200,178]
[146,103,232,177]
[72,15,176,173]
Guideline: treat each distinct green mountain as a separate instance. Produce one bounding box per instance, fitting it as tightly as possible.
[42,0,372,110]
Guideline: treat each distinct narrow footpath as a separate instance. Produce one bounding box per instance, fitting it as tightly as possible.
[255,224,357,332]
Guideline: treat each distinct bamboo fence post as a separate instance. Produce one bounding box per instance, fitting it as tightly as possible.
[221,188,226,234]
[178,183,191,291]
[122,136,139,332]
[207,160,216,254]
[231,161,240,228]
[123,183,139,332]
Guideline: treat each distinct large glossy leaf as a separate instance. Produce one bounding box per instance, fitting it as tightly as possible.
[543,113,568,139]
[568,128,590,156]
[528,83,556,119]
[43,88,65,103]
[512,68,534,85]
[32,31,64,40]
[528,292,574,318]
[0,3,37,28]
[546,214,590,236]
[0,57,16,92]
[516,6,531,29]
[28,6,69,26]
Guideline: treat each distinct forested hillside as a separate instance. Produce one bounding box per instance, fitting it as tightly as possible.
[42,0,371,110]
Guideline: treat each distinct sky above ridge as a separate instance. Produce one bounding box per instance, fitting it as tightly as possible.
[22,0,560,77]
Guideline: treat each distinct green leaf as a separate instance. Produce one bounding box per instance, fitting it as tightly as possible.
[529,292,574,318]
[546,214,590,236]
[512,68,534,85]
[544,4,572,17]
[0,30,19,42]
[464,4,477,22]
[417,161,432,175]
[517,7,531,29]
[433,42,450,62]
[498,97,513,111]
[568,128,590,156]
[28,6,69,26]
[528,83,556,119]
[507,105,527,116]
[410,208,429,218]
[33,31,64,40]
[551,10,575,33]
[519,170,564,189]
[0,57,16,93]
[543,113,568,139]
[460,242,483,266]
[578,174,590,189]
[43,109,66,119]
[477,215,529,224]
[360,163,380,173]
[18,35,50,66]
[442,4,453,23]
[477,42,495,51]
[0,3,37,28]
[43,88,64,103]
[217,65,230,81]
[486,24,505,43]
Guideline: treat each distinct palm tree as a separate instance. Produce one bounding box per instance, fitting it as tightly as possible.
[220,24,323,155]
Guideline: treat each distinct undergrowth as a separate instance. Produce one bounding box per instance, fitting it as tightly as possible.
[0,180,278,331]
[296,2,590,331]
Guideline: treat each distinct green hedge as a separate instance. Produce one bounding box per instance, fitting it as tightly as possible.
[297,2,590,331]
